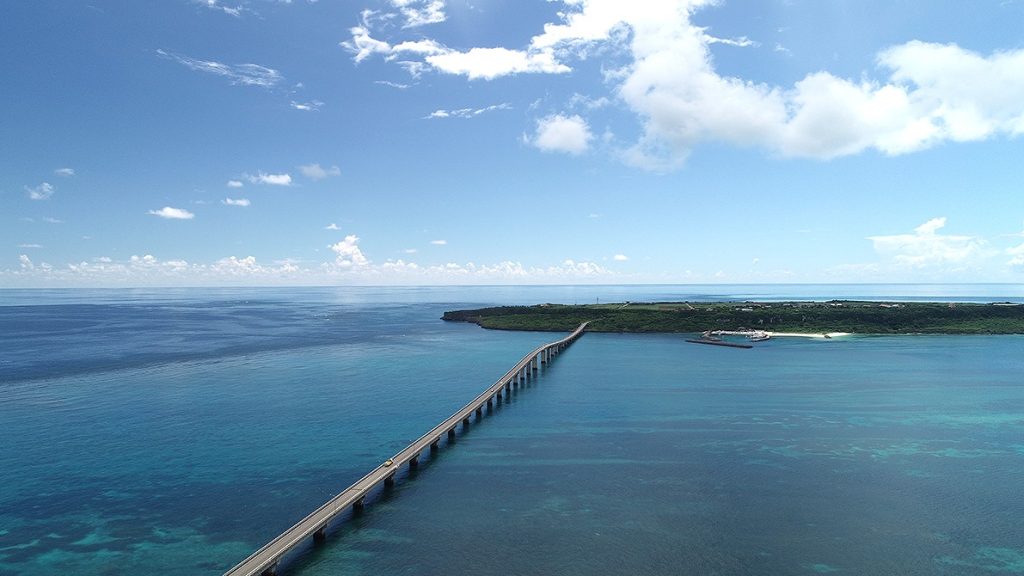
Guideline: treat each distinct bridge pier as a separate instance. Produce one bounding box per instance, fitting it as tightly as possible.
[313,527,326,544]
[448,428,456,439]
[409,454,419,468]
[496,390,502,401]
[260,563,278,576]
[353,497,364,513]
[430,438,440,451]
[384,472,395,487]
[462,417,470,428]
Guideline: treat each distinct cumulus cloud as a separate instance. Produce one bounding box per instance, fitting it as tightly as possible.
[613,254,628,261]
[4,247,617,286]
[299,163,341,180]
[26,182,55,200]
[227,180,244,188]
[148,206,196,220]
[246,172,292,186]
[222,197,251,207]
[157,49,282,88]
[329,235,370,267]
[346,0,1024,169]
[531,114,593,155]
[430,239,447,245]
[868,217,985,268]
[54,168,75,177]
[325,223,341,230]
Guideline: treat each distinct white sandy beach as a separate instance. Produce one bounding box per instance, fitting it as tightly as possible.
[768,332,851,339]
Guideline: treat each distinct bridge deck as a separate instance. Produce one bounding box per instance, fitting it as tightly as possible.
[224,322,588,576]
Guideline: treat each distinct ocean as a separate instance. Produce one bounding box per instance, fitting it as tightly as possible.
[1,285,1022,575]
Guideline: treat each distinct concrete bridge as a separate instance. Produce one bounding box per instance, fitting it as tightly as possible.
[224,322,589,576]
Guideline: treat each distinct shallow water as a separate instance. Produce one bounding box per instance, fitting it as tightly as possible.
[1,286,1022,575]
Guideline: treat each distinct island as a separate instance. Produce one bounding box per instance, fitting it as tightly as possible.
[442,301,1024,334]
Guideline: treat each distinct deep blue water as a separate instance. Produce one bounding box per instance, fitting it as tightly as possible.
[1,285,1022,575]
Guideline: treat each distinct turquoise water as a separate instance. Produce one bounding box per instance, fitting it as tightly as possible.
[1,286,1023,575]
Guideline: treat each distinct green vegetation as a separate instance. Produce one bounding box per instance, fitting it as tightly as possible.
[442,301,1024,334]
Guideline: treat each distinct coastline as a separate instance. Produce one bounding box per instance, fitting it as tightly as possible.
[442,300,1024,335]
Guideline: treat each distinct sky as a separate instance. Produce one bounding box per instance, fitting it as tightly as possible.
[3,0,1024,287]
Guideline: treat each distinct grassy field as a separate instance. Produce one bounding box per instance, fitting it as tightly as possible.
[442,301,1024,334]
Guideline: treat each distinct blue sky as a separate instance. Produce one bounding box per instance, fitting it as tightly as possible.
[3,0,1024,286]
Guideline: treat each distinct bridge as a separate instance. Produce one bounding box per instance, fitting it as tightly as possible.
[224,322,589,576]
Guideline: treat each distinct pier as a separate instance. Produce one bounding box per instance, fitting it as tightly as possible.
[223,322,589,576]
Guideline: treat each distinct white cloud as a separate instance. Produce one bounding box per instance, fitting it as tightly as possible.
[375,80,411,89]
[425,103,511,119]
[392,0,445,28]
[342,26,568,80]
[611,5,1024,167]
[290,100,324,111]
[868,217,985,268]
[704,33,758,48]
[425,47,570,80]
[329,234,370,267]
[4,245,618,287]
[325,223,341,230]
[246,172,292,186]
[613,254,628,261]
[148,206,196,220]
[193,0,243,17]
[430,239,447,245]
[227,180,244,188]
[568,93,611,110]
[54,168,75,177]
[342,26,393,63]
[156,49,282,88]
[298,163,341,180]
[347,0,1024,169]
[222,197,251,207]
[531,114,593,155]
[18,243,43,249]
[403,248,418,254]
[26,182,55,200]
[43,217,64,224]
